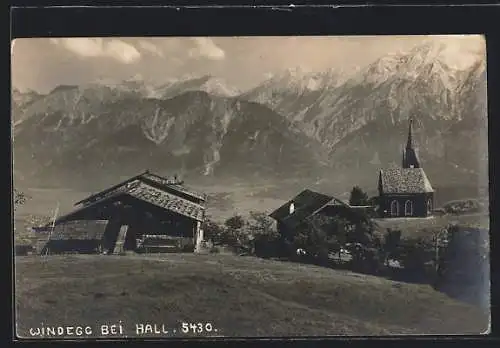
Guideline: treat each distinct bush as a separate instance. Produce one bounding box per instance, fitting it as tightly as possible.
[437,225,489,287]
[350,246,384,274]
[247,211,282,257]
[343,215,386,274]
[209,246,220,254]
[442,199,484,215]
[382,229,402,266]
[395,235,436,282]
[254,234,284,258]
[287,214,348,265]
[202,215,256,253]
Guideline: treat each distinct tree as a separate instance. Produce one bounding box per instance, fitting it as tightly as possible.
[224,215,245,230]
[223,214,252,252]
[349,186,369,206]
[247,211,282,257]
[202,219,226,246]
[344,212,385,274]
[247,211,275,235]
[396,235,435,281]
[382,229,402,266]
[292,214,349,265]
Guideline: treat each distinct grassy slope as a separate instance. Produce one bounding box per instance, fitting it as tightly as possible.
[374,213,489,239]
[15,254,489,338]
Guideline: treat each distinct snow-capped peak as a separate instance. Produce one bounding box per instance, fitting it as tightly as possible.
[199,76,241,97]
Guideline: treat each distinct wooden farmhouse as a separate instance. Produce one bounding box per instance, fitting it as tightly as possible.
[377,118,434,218]
[269,189,374,242]
[34,171,207,254]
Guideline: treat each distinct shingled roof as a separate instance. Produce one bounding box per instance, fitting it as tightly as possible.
[41,178,205,227]
[269,189,349,228]
[140,172,206,203]
[126,181,205,221]
[379,167,434,194]
[75,171,205,206]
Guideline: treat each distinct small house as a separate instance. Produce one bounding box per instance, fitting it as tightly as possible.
[269,189,374,241]
[34,171,207,254]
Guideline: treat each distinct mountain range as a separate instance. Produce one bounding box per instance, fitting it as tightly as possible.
[12,41,488,195]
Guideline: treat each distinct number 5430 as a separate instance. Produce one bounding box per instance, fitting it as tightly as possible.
[181,322,214,334]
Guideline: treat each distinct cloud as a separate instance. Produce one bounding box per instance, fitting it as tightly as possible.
[189,38,225,60]
[430,35,486,70]
[50,38,141,64]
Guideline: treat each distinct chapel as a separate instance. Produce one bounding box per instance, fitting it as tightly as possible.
[377,118,434,218]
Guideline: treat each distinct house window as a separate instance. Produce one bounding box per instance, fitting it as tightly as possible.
[404,200,413,216]
[427,199,433,214]
[390,200,399,216]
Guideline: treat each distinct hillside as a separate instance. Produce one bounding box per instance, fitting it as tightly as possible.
[15,254,489,338]
[13,89,328,188]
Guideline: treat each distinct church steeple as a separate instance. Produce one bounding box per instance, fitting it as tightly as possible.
[406,118,415,150]
[402,117,421,168]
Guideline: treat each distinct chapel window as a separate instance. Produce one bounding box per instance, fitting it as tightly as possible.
[404,200,413,216]
[390,200,399,216]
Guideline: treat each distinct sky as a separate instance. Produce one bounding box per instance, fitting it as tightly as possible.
[11,35,486,94]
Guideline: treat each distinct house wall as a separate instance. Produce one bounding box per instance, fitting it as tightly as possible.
[127,213,198,252]
[379,192,434,218]
[277,221,295,241]
[118,196,200,251]
[42,239,102,254]
[43,195,204,254]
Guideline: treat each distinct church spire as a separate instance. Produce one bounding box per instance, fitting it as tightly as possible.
[402,117,421,169]
[406,117,414,150]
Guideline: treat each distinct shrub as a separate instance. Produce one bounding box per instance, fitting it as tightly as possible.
[209,246,220,254]
[437,225,489,287]
[442,199,483,215]
[202,215,254,252]
[394,235,437,282]
[248,211,282,257]
[344,215,386,274]
[254,234,284,258]
[288,214,348,265]
[382,229,402,266]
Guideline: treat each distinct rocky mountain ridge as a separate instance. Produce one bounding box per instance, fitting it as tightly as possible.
[12,41,488,193]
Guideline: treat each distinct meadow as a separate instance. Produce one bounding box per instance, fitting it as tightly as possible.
[13,182,490,338]
[15,253,489,338]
